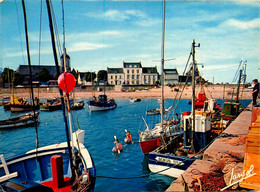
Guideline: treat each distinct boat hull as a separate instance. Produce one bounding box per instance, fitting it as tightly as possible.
[40,104,62,111]
[148,152,195,178]
[88,103,117,111]
[139,137,161,154]
[10,105,39,113]
[0,112,39,129]
[0,130,96,191]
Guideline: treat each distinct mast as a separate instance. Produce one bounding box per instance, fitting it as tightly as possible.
[160,0,166,128]
[21,0,39,149]
[191,39,200,149]
[236,60,243,102]
[45,0,75,180]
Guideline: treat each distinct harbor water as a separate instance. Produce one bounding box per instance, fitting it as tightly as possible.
[0,98,251,191]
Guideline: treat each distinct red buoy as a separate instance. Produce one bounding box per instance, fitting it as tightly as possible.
[58,72,76,94]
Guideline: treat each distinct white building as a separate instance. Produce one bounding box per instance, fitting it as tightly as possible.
[123,62,142,85]
[107,61,159,85]
[107,68,124,85]
[142,67,159,85]
[164,68,179,85]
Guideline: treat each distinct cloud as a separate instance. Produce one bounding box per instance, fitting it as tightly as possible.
[86,9,146,21]
[69,42,110,52]
[66,30,122,41]
[5,47,52,57]
[224,18,260,30]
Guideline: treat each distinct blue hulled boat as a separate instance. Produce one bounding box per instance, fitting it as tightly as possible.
[87,95,117,112]
[148,113,212,178]
[0,130,96,192]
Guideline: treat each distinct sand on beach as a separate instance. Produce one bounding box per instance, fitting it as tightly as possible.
[0,84,253,100]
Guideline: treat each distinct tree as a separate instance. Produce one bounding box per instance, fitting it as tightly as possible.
[97,70,107,82]
[84,72,96,82]
[37,68,51,82]
[2,68,23,86]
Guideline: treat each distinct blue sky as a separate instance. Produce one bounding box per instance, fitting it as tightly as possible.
[1,0,259,83]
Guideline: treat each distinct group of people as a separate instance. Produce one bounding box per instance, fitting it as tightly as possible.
[112,131,132,153]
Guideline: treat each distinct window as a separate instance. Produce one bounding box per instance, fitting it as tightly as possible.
[137,69,139,73]
[132,75,134,79]
[127,81,129,85]
[127,70,129,73]
[137,75,139,79]
[119,75,121,79]
[111,81,113,85]
[111,75,113,79]
[132,80,134,84]
[115,75,117,80]
[132,70,134,74]
[127,75,130,79]
[137,80,139,85]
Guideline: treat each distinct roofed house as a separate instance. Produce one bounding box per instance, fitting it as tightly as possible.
[16,65,57,82]
[107,68,124,85]
[123,61,142,85]
[164,68,179,85]
[142,67,159,85]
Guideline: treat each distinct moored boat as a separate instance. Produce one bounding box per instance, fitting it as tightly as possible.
[146,108,160,115]
[87,95,117,112]
[70,100,84,110]
[0,130,96,192]
[130,98,141,102]
[40,98,62,111]
[0,112,39,129]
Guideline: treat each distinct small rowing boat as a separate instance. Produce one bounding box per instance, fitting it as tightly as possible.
[0,112,39,129]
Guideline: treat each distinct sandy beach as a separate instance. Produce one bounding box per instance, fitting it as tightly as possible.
[0,85,253,100]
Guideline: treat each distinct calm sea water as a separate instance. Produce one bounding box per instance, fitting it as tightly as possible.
[0,98,251,191]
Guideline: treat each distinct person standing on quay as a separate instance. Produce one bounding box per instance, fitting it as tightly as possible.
[252,79,259,106]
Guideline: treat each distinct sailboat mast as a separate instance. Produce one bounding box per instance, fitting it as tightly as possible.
[45,0,75,180]
[236,60,243,102]
[191,39,200,148]
[191,40,195,145]
[160,0,166,128]
[21,0,39,149]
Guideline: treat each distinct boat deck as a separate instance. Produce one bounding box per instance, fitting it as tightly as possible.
[167,103,260,191]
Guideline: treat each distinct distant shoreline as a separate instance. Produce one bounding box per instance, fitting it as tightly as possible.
[0,85,253,100]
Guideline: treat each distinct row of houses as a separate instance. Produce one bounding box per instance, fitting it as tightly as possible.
[107,61,179,86]
[2,50,196,87]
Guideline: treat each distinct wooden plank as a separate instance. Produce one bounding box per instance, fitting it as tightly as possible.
[248,126,260,134]
[240,152,260,190]
[251,107,260,124]
[246,145,260,154]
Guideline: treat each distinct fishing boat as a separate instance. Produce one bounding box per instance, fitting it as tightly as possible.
[139,1,179,154]
[0,112,39,129]
[8,96,40,113]
[0,1,96,191]
[40,98,62,111]
[148,40,213,178]
[146,108,160,115]
[0,130,95,192]
[70,100,85,110]
[87,94,117,112]
[130,98,141,102]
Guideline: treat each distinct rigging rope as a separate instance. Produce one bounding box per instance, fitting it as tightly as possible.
[50,1,62,57]
[15,0,26,65]
[37,0,43,98]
